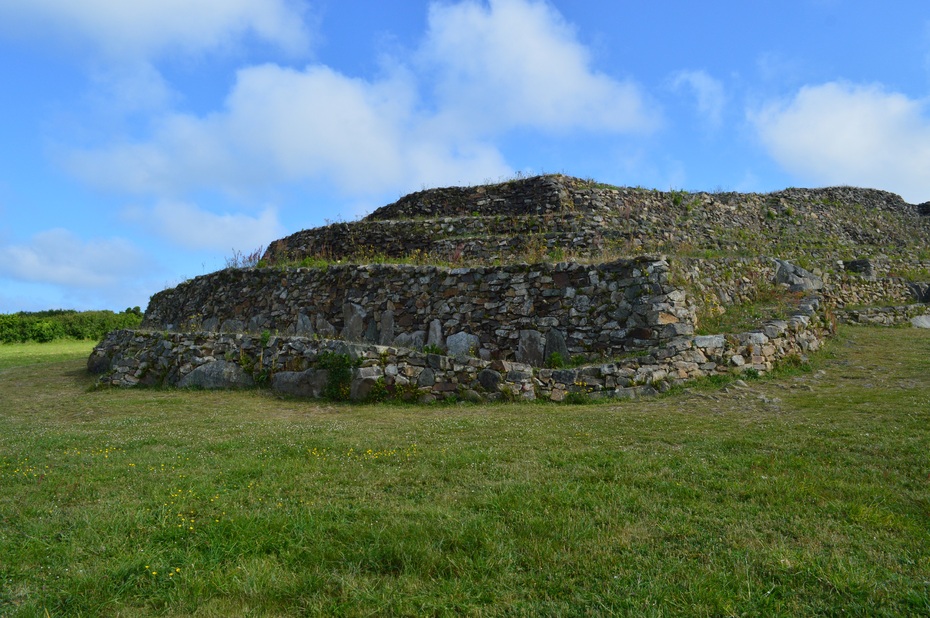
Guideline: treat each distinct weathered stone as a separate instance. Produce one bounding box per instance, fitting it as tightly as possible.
[220,319,245,333]
[342,303,367,342]
[516,329,546,366]
[694,334,725,349]
[907,282,930,303]
[247,315,266,333]
[461,389,483,403]
[393,330,426,350]
[272,369,328,398]
[774,259,823,292]
[178,360,254,389]
[350,376,379,401]
[316,316,336,338]
[379,309,395,345]
[544,328,569,365]
[446,331,480,360]
[427,319,444,350]
[762,321,788,338]
[911,315,930,329]
[86,351,111,374]
[295,313,314,336]
[417,367,436,387]
[478,369,502,392]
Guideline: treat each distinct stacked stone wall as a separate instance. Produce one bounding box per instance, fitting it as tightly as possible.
[91,296,828,402]
[835,304,930,326]
[265,176,930,270]
[142,257,693,365]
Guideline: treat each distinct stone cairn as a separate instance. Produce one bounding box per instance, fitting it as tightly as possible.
[89,175,930,402]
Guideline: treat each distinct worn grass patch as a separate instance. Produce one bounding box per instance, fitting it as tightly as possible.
[0,327,928,616]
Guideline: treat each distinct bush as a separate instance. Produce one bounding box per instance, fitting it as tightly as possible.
[0,309,144,344]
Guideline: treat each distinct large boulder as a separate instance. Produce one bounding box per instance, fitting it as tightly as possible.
[178,360,254,389]
[911,315,930,329]
[774,259,823,292]
[446,331,480,360]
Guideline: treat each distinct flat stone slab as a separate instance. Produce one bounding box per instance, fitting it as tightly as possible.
[910,315,930,329]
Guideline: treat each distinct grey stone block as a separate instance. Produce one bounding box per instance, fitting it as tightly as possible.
[179,360,254,389]
[446,331,480,360]
[516,329,545,366]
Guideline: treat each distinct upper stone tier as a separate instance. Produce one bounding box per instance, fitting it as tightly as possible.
[365,173,580,220]
[263,174,929,267]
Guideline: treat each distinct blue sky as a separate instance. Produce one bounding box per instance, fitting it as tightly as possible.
[1,0,929,313]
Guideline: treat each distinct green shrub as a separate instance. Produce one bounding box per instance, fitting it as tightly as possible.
[316,351,362,401]
[0,309,143,344]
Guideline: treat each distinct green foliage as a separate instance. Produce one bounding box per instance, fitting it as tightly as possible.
[546,351,565,368]
[316,351,362,401]
[0,309,143,344]
[887,265,930,282]
[546,246,565,262]
[422,344,444,355]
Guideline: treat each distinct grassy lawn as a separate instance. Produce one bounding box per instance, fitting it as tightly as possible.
[0,328,928,616]
[0,340,96,370]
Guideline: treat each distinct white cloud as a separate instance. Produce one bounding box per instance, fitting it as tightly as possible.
[0,0,311,60]
[0,229,146,288]
[61,0,657,201]
[89,62,178,114]
[63,62,511,198]
[671,70,726,129]
[122,200,285,252]
[421,0,658,134]
[752,81,930,203]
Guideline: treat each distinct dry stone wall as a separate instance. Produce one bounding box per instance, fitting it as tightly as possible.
[90,294,828,402]
[90,174,929,401]
[835,303,930,326]
[142,257,694,365]
[264,176,930,273]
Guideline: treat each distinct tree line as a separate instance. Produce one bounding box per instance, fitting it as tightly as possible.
[0,308,143,344]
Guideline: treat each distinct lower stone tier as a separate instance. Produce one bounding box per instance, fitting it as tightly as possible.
[835,303,930,327]
[89,305,828,403]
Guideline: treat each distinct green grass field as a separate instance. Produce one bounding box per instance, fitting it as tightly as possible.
[1,328,928,616]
